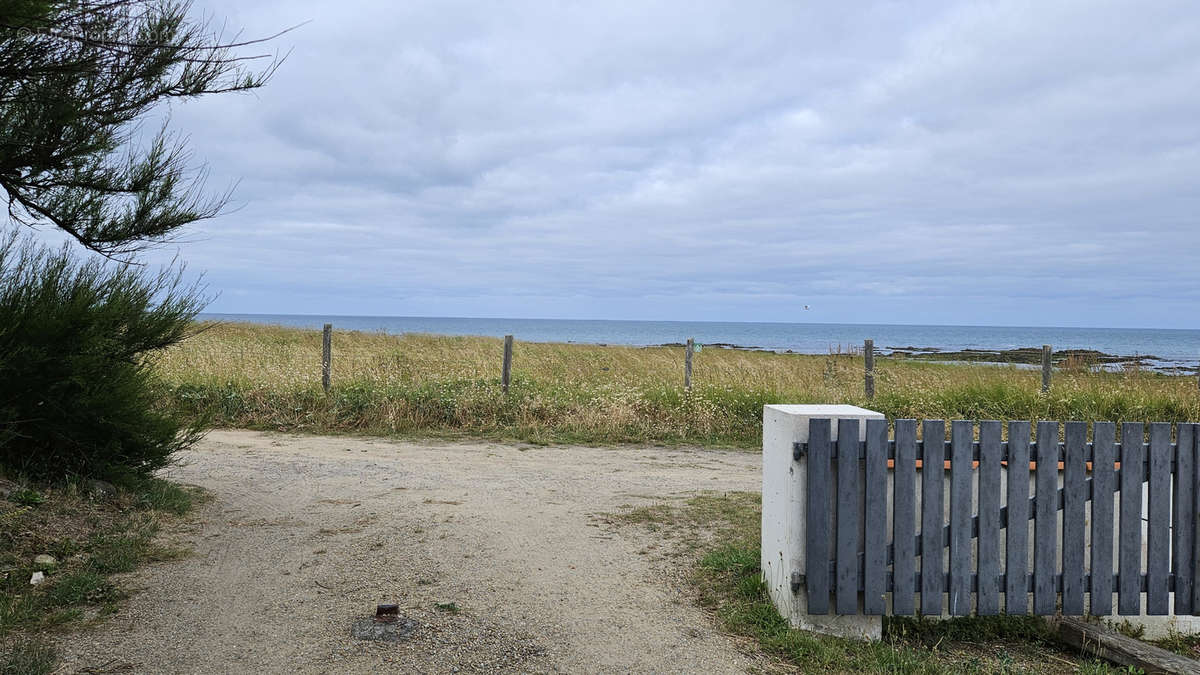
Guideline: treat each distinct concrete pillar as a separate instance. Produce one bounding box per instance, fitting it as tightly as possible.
[761,404,885,641]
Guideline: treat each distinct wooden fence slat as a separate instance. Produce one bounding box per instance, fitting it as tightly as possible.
[1146,423,1171,615]
[949,421,973,615]
[863,419,888,614]
[1193,425,1200,616]
[1172,423,1194,615]
[976,421,1002,615]
[1061,421,1087,616]
[1006,421,1032,615]
[921,420,945,616]
[836,418,862,614]
[892,419,918,615]
[806,418,832,615]
[1034,421,1059,615]
[1119,422,1144,616]
[1090,422,1116,616]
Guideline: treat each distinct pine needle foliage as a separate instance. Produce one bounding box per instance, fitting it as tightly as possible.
[0,229,206,479]
[0,0,280,256]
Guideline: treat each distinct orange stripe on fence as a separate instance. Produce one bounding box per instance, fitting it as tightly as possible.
[892,460,1123,471]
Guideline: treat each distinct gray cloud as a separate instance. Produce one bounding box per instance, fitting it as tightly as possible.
[115,0,1200,327]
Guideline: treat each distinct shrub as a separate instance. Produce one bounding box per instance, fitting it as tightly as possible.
[0,230,206,480]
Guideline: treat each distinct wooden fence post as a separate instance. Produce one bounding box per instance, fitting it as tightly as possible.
[502,334,513,394]
[864,339,875,400]
[685,338,694,391]
[1041,344,1052,393]
[321,323,332,393]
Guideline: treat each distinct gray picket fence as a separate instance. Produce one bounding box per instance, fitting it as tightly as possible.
[799,418,1200,617]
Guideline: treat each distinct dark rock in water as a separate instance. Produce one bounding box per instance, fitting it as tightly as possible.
[351,616,417,642]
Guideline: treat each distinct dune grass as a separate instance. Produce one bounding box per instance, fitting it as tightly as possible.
[154,321,1200,448]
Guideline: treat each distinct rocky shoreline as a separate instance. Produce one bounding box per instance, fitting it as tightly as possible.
[884,346,1159,366]
[649,342,1194,373]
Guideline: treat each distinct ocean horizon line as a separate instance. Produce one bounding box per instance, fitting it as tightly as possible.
[197,312,1200,335]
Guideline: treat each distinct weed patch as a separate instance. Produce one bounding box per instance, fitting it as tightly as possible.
[0,474,203,672]
[0,639,56,675]
[43,571,118,606]
[1153,630,1200,660]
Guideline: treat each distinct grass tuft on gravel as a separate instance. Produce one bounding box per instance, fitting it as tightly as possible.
[0,638,56,675]
[0,475,205,670]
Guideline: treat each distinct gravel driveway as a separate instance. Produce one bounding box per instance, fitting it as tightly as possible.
[54,430,763,674]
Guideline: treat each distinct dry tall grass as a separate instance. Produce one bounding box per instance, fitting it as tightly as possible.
[154,322,1200,448]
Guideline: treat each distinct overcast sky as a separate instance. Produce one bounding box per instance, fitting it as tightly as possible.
[123,1,1200,327]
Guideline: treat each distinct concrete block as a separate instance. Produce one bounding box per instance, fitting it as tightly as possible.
[761,404,885,641]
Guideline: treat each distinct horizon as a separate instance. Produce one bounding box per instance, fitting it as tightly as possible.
[200,311,1200,335]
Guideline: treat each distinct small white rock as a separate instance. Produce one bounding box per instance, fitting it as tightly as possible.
[29,571,44,585]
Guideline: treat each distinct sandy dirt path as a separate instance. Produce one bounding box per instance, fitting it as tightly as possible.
[55,431,764,674]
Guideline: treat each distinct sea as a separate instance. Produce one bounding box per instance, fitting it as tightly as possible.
[200,314,1200,372]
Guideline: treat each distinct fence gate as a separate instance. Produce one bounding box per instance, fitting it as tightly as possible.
[798,418,1200,617]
